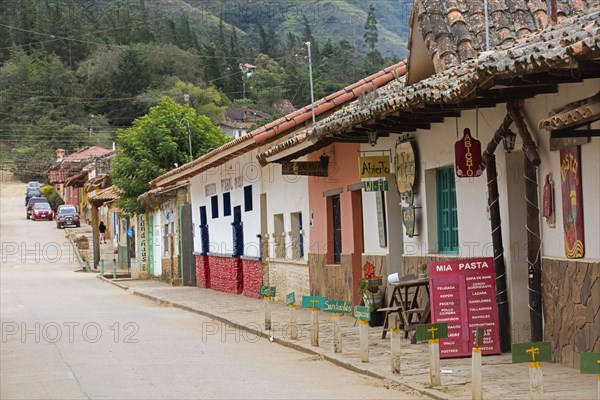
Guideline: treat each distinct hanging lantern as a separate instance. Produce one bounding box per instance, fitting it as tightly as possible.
[455,128,483,178]
[502,130,517,152]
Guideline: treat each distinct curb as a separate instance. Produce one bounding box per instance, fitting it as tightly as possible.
[97,277,451,400]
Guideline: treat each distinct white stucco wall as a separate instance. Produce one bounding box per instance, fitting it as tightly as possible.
[360,136,405,275]
[260,157,310,262]
[189,150,261,258]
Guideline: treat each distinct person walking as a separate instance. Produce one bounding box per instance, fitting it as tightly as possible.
[99,221,107,244]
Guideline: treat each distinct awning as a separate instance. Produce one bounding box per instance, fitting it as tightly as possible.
[64,172,88,188]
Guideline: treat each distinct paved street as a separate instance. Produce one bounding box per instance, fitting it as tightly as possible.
[0,179,421,400]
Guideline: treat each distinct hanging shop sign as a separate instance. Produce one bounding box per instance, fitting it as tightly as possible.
[550,136,590,151]
[359,156,390,178]
[395,139,418,194]
[282,161,328,177]
[560,146,585,258]
[454,128,483,178]
[429,257,501,358]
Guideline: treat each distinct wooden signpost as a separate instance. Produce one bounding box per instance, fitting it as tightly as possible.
[512,341,552,400]
[389,313,401,374]
[302,296,327,347]
[354,305,370,363]
[324,299,352,353]
[579,352,600,400]
[259,286,276,331]
[416,323,448,386]
[472,328,484,400]
[286,292,297,340]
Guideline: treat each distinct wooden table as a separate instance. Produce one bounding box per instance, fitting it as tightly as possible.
[381,277,430,340]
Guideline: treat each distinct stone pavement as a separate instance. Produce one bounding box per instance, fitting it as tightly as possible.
[95,278,597,400]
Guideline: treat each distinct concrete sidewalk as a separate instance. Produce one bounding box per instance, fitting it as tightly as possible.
[66,223,130,276]
[96,278,597,400]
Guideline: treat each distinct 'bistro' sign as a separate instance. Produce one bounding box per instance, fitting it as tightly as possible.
[455,128,482,178]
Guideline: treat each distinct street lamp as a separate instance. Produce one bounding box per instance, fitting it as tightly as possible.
[179,117,192,162]
[182,94,193,161]
[305,41,316,124]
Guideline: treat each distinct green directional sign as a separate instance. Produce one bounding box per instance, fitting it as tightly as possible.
[259,286,276,298]
[415,323,448,341]
[286,292,296,306]
[323,299,352,314]
[302,296,327,309]
[512,342,552,363]
[354,305,371,321]
[580,352,600,374]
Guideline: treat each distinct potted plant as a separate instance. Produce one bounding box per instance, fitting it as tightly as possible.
[74,235,89,249]
[358,277,385,327]
[418,262,429,280]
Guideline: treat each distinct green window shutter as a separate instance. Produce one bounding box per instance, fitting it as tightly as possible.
[436,167,459,252]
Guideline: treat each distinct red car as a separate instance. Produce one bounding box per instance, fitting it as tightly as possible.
[31,202,54,221]
[56,205,81,228]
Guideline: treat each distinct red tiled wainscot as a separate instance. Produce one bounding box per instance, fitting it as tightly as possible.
[195,255,210,288]
[207,255,242,294]
[241,258,263,298]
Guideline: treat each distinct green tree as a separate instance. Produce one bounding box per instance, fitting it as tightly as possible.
[111,97,229,214]
[364,4,379,52]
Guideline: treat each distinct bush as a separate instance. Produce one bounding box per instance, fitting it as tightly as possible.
[41,185,65,211]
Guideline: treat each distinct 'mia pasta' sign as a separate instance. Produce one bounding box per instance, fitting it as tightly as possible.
[429,258,500,358]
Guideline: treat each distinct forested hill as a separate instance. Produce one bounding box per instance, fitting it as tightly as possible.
[0,0,411,180]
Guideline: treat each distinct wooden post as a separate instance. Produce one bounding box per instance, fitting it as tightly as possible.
[482,111,514,352]
[332,313,342,353]
[264,297,271,331]
[91,205,100,269]
[310,308,319,347]
[529,362,543,400]
[289,304,298,340]
[429,339,441,386]
[359,320,369,363]
[508,102,543,342]
[472,348,483,400]
[390,314,401,374]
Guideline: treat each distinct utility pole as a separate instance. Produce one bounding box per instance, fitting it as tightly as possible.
[182,94,193,161]
[305,42,316,124]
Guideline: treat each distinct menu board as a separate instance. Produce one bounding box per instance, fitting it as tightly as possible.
[428,257,501,358]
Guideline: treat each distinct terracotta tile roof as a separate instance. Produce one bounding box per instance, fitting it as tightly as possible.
[150,61,407,189]
[411,0,594,74]
[62,146,113,162]
[539,92,600,130]
[89,185,120,204]
[258,8,600,162]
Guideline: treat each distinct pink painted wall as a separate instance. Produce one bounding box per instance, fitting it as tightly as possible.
[308,143,361,257]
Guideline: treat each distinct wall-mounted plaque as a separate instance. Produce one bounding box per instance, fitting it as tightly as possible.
[395,139,418,194]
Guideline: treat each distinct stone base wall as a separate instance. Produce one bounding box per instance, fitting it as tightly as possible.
[542,258,599,368]
[195,255,210,288]
[268,261,310,303]
[241,258,263,298]
[160,256,179,282]
[207,255,242,294]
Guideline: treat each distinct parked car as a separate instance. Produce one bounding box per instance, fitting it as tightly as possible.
[27,181,41,189]
[56,205,80,228]
[25,188,42,205]
[31,202,54,221]
[26,196,48,219]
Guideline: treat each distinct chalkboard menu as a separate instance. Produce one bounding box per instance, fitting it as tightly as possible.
[429,258,501,358]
